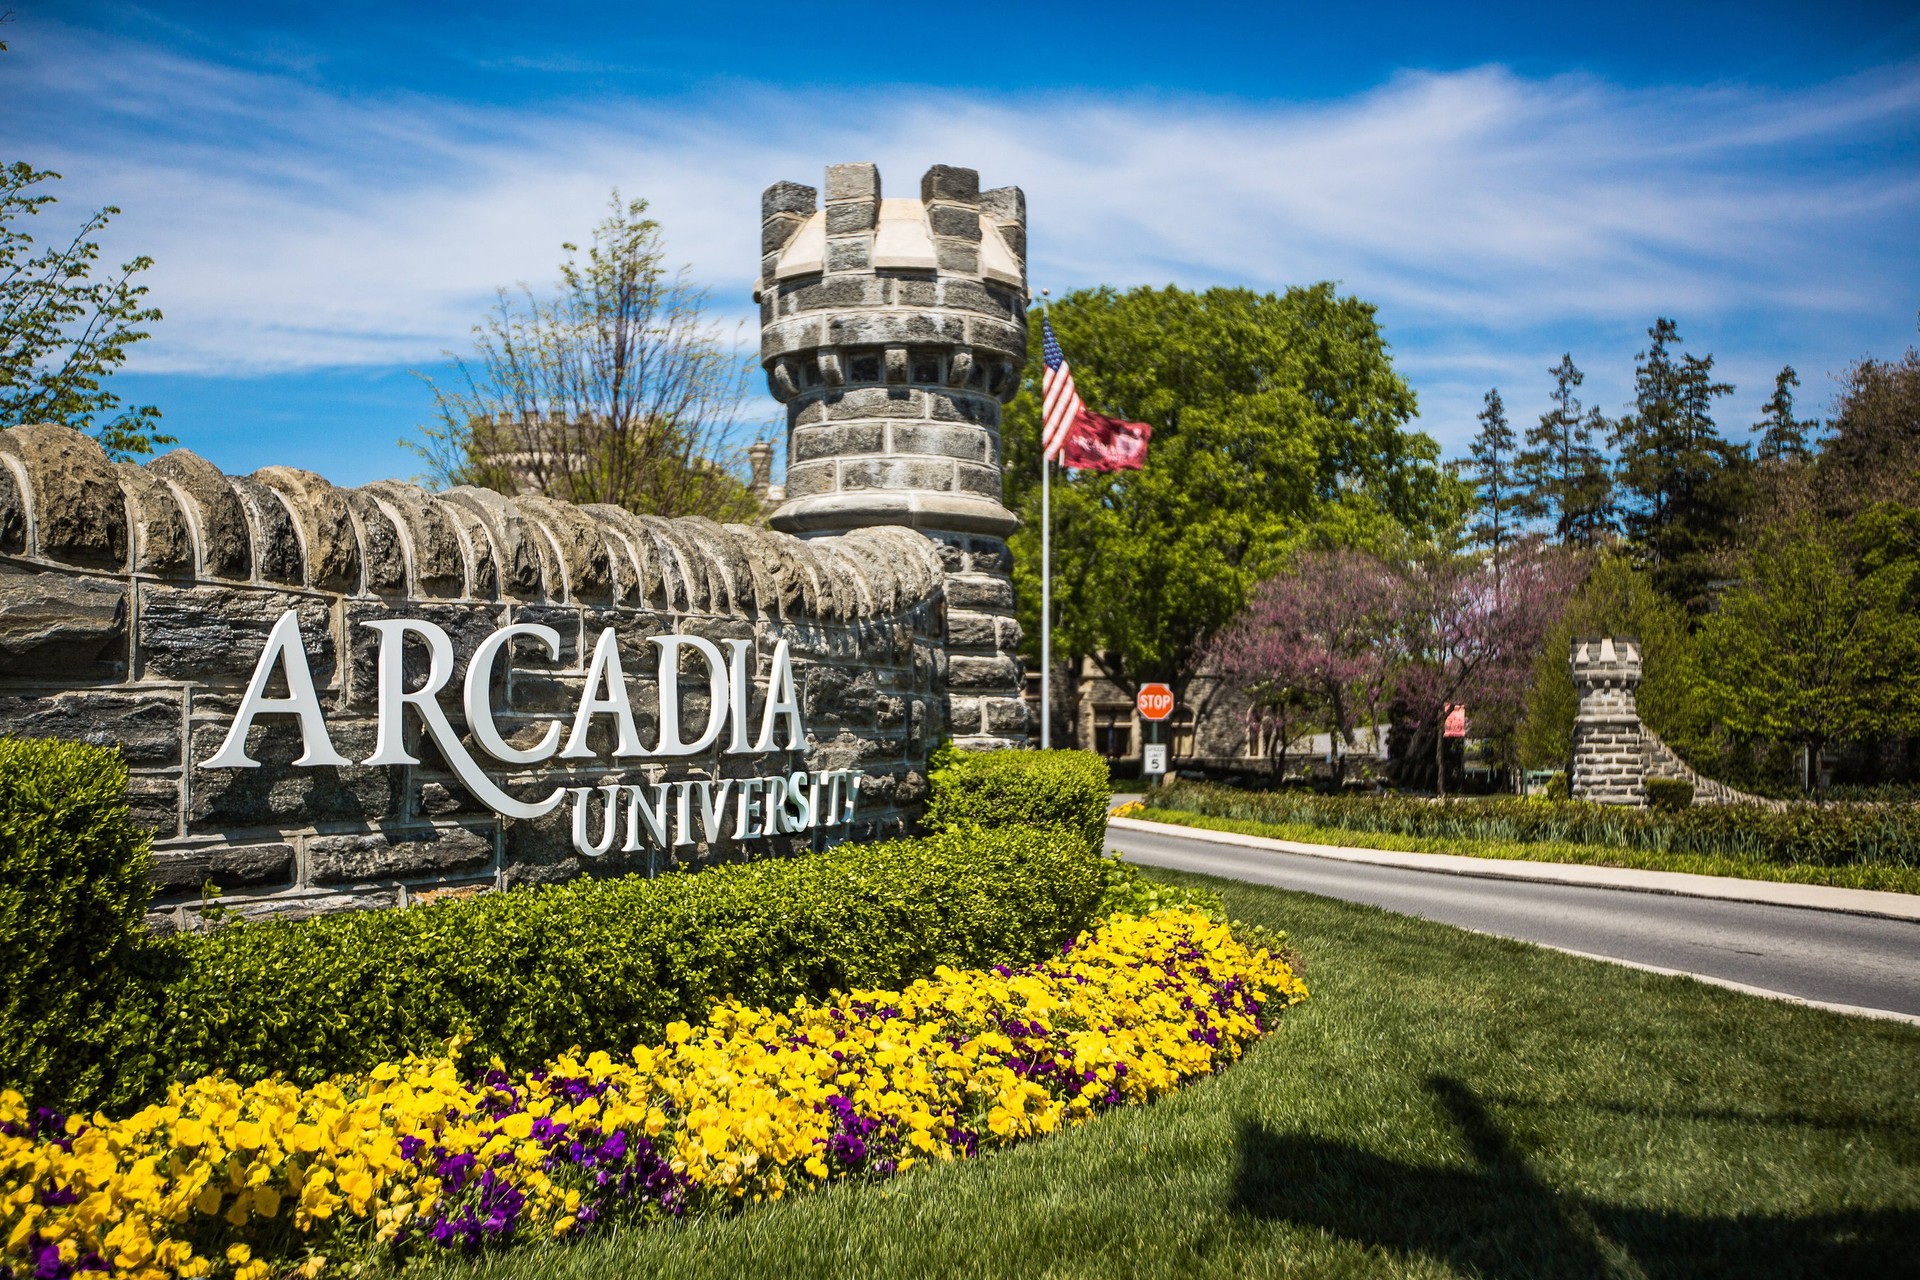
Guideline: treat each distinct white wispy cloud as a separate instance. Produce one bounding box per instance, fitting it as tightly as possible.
[5,22,1917,449]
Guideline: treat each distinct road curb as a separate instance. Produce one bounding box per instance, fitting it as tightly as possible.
[1105,814,1920,923]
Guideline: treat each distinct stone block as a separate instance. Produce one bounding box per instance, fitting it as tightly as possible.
[114,463,194,576]
[128,775,179,836]
[230,476,305,587]
[944,611,997,648]
[253,468,360,594]
[0,689,181,765]
[935,242,979,274]
[785,276,890,313]
[928,204,981,241]
[948,654,1021,692]
[0,568,126,679]
[891,424,991,463]
[826,203,877,234]
[841,458,953,493]
[984,697,1030,734]
[308,825,494,884]
[955,463,1002,499]
[824,387,926,421]
[783,462,836,499]
[825,163,880,202]
[138,585,333,685]
[0,461,24,554]
[762,181,817,219]
[921,165,979,203]
[825,312,967,349]
[188,718,399,831]
[825,238,871,273]
[151,843,296,892]
[343,491,408,594]
[148,450,251,580]
[946,576,1014,611]
[947,698,982,735]
[924,390,998,425]
[0,424,129,569]
[792,423,885,463]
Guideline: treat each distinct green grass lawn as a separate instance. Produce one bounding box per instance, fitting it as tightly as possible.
[428,871,1920,1279]
[1130,806,1920,897]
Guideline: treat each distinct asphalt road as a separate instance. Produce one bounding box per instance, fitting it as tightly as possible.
[1107,822,1920,1019]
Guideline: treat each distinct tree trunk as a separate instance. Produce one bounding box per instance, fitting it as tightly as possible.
[1434,710,1447,798]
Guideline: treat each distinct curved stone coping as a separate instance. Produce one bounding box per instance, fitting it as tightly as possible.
[0,423,943,622]
[1645,728,1786,811]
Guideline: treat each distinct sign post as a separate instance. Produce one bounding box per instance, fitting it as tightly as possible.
[1137,683,1174,784]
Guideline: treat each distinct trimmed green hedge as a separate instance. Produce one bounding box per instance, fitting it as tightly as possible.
[1646,778,1695,812]
[1150,781,1920,870]
[101,825,1104,1107]
[0,739,155,1110]
[923,745,1111,853]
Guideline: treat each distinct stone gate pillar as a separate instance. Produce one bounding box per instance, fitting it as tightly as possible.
[1570,635,1646,806]
[756,162,1031,748]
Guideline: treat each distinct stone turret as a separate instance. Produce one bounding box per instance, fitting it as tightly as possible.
[755,162,1030,748]
[1570,635,1645,805]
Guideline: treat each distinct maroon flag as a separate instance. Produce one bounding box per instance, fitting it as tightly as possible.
[1058,411,1152,471]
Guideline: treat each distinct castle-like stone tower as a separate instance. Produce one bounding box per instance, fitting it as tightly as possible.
[1570,636,1645,805]
[756,163,1030,748]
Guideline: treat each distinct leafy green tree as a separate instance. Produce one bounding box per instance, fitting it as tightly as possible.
[410,193,758,522]
[1753,365,1819,464]
[1005,284,1465,712]
[1815,342,1920,514]
[1609,318,1748,610]
[1,162,170,459]
[1514,354,1612,547]
[1697,520,1920,792]
[1465,388,1520,585]
[1516,553,1706,770]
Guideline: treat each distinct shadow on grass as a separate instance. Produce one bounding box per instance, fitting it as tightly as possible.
[1231,1075,1918,1279]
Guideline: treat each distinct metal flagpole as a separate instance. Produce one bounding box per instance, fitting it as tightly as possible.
[1039,289,1052,751]
[1041,447,1051,750]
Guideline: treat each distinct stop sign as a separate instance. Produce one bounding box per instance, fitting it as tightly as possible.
[1136,683,1175,721]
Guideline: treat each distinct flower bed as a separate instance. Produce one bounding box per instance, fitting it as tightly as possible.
[1,909,1304,1279]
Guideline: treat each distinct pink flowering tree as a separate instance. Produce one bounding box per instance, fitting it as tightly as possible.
[1392,540,1585,792]
[1209,548,1404,780]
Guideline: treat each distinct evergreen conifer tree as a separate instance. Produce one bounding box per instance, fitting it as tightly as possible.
[1754,366,1818,463]
[1610,318,1746,608]
[1466,387,1519,584]
[1513,354,1612,547]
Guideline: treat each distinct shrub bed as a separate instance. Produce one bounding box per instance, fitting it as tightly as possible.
[922,747,1110,853]
[0,909,1305,1280]
[1148,780,1920,871]
[0,740,154,1112]
[104,825,1104,1111]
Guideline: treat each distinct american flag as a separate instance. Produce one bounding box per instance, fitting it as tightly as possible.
[1039,317,1153,472]
[1040,318,1083,464]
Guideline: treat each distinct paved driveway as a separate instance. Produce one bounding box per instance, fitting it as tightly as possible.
[1107,820,1920,1020]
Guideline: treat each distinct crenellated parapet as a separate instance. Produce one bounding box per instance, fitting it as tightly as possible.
[755,162,1030,748]
[0,423,951,926]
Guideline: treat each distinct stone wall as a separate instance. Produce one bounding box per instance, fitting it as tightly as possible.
[1570,635,1777,808]
[757,163,1030,749]
[0,423,953,928]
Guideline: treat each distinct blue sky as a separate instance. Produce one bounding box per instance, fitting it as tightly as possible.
[6,1,1919,487]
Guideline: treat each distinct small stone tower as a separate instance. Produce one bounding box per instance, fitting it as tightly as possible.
[756,163,1030,748]
[1570,636,1646,805]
